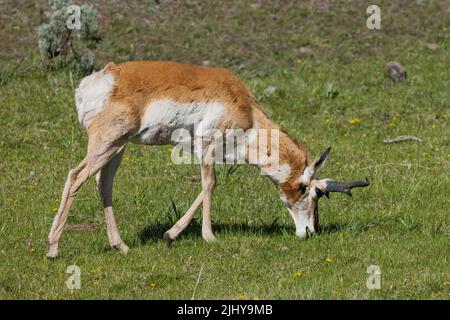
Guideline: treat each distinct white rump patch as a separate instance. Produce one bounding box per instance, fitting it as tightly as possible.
[75,69,116,127]
[136,99,225,145]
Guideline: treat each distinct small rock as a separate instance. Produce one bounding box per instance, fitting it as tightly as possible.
[385,61,407,82]
[201,60,210,66]
[264,86,277,95]
[426,43,438,51]
[298,46,314,58]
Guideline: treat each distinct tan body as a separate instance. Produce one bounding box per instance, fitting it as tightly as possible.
[47,61,368,257]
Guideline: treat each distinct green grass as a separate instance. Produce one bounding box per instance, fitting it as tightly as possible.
[0,1,449,299]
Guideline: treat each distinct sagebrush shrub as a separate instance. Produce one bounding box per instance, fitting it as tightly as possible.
[37,0,100,73]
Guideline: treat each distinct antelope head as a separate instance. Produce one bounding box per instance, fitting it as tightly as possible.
[280,147,370,239]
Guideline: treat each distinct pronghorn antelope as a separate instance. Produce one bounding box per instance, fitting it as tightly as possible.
[47,61,369,258]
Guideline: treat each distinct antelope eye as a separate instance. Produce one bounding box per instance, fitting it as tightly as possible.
[315,187,324,198]
[298,184,307,194]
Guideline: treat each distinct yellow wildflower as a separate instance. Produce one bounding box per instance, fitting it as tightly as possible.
[295,271,302,278]
[325,257,333,263]
[236,294,247,300]
[349,118,361,125]
[52,208,58,213]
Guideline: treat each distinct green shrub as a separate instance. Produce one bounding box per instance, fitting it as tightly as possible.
[37,0,101,73]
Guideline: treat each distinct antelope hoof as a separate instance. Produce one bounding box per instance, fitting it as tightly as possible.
[202,232,216,242]
[163,231,174,247]
[112,242,129,254]
[47,243,59,259]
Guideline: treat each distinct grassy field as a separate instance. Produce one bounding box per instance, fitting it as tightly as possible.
[0,1,449,299]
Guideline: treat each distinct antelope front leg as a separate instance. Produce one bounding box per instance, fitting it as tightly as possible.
[163,142,218,244]
[96,147,128,254]
[163,191,204,244]
[163,164,216,244]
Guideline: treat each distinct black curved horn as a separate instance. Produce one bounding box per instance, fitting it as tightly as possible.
[324,180,370,197]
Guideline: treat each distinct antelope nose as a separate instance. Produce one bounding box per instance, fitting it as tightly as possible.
[296,229,308,239]
[296,227,314,239]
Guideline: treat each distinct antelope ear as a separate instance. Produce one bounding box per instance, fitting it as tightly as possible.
[312,146,331,172]
[300,147,331,184]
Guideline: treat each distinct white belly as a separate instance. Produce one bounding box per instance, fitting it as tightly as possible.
[134,99,225,145]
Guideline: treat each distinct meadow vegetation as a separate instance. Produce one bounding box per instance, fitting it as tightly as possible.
[0,0,448,299]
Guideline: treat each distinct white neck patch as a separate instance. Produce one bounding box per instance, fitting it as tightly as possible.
[299,166,314,185]
[260,163,291,183]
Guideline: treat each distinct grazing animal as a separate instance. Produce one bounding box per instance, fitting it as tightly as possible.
[47,61,369,258]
